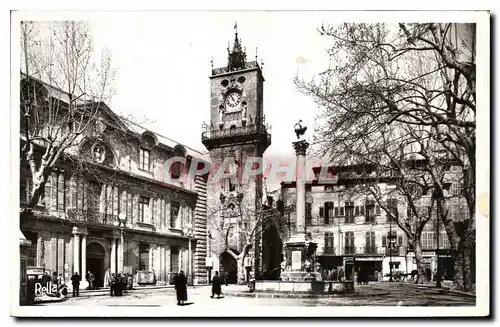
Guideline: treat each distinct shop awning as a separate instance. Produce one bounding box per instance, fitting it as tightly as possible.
[19,230,32,247]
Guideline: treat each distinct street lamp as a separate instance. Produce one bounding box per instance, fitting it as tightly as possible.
[184,222,195,286]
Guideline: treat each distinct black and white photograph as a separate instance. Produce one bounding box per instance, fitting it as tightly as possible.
[9,9,489,317]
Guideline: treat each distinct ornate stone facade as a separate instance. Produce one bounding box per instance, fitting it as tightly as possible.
[20,76,210,288]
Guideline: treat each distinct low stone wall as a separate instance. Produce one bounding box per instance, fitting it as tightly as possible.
[254,280,354,294]
[280,271,322,282]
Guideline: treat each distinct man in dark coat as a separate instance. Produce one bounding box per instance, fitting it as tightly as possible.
[211,271,222,298]
[116,273,125,296]
[109,273,116,296]
[41,271,51,289]
[174,271,188,305]
[70,272,81,297]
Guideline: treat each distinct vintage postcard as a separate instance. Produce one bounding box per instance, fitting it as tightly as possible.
[10,9,489,317]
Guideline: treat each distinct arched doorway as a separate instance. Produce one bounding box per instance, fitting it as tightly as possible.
[219,251,238,284]
[86,242,105,288]
[262,224,283,279]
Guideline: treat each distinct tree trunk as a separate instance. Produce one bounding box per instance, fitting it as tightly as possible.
[238,257,246,285]
[463,233,474,292]
[414,239,427,284]
[455,229,475,292]
[437,198,470,291]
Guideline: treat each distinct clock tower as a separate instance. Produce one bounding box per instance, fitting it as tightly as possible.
[202,30,271,284]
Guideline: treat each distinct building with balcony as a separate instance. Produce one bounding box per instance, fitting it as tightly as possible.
[19,75,210,292]
[279,163,467,282]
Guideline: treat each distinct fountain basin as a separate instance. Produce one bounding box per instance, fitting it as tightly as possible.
[254,280,355,294]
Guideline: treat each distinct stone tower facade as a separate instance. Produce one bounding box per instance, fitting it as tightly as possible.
[201,31,271,284]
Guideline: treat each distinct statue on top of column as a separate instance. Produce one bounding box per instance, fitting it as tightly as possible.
[294,119,307,141]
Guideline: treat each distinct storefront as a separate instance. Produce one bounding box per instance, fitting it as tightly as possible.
[354,256,383,281]
[19,230,32,305]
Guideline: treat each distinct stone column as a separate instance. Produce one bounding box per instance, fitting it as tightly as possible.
[72,227,80,274]
[292,140,309,241]
[81,234,88,289]
[118,230,124,273]
[81,235,87,276]
[110,238,117,274]
[149,245,154,271]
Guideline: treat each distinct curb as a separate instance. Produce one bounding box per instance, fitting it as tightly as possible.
[69,285,177,299]
[223,290,391,299]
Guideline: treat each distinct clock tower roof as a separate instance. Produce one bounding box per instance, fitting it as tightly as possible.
[210,26,264,78]
[227,31,246,71]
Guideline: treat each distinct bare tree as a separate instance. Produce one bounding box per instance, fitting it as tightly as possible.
[295,23,475,291]
[20,21,116,217]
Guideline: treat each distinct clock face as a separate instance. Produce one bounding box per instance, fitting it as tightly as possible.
[225,91,241,110]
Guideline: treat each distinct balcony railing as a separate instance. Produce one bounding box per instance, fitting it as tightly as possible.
[201,122,271,142]
[362,246,379,255]
[323,246,335,255]
[344,246,356,255]
[385,246,405,256]
[66,208,118,226]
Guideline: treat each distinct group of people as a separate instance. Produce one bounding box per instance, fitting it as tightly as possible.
[108,273,128,296]
[173,270,226,305]
[323,267,345,282]
[41,271,64,288]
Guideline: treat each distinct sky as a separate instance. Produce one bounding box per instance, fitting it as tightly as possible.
[14,11,488,191]
[86,11,332,155]
[78,11,338,190]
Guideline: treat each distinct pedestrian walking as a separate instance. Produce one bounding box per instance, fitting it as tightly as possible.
[338,267,344,282]
[330,269,338,281]
[116,273,125,296]
[435,270,443,288]
[109,273,116,296]
[89,271,95,290]
[174,270,188,306]
[210,271,222,298]
[70,272,81,297]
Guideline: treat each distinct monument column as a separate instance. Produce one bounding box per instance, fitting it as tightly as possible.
[281,120,319,282]
[293,139,309,240]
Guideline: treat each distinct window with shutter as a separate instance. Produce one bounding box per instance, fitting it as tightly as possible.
[319,206,324,218]
[306,203,312,225]
[345,232,355,254]
[376,205,381,215]
[340,206,345,216]
[345,202,354,223]
[397,235,403,246]
[382,235,387,247]
[360,205,365,215]
[355,206,360,216]
[365,231,376,254]
[334,206,339,216]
